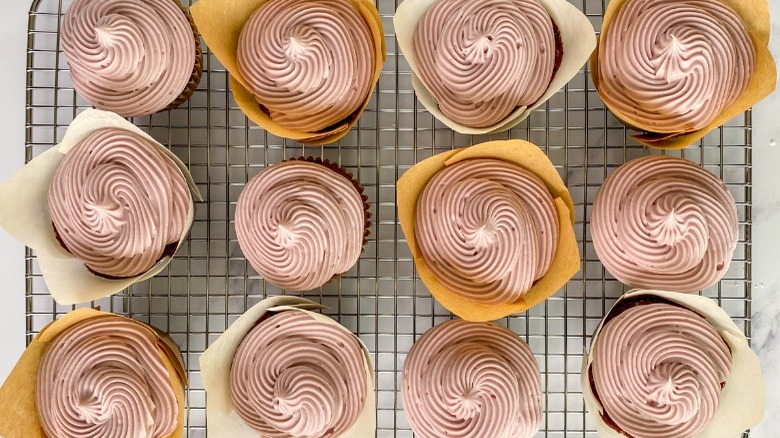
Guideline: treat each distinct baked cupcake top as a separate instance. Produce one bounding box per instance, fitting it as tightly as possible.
[591,155,738,292]
[590,298,732,438]
[36,315,180,438]
[416,158,559,304]
[237,0,376,132]
[597,0,755,134]
[413,0,559,128]
[403,319,542,438]
[62,0,197,117]
[235,160,366,291]
[230,309,368,438]
[48,127,191,279]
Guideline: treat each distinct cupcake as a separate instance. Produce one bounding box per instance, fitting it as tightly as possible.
[191,0,385,145]
[0,309,187,438]
[582,290,764,438]
[591,155,738,293]
[62,0,203,117]
[403,320,542,438]
[394,0,596,134]
[0,109,200,304]
[200,296,376,438]
[592,0,776,149]
[235,158,370,291]
[397,140,579,321]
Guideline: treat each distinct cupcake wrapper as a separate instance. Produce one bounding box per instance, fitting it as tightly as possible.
[581,290,765,438]
[0,309,187,438]
[199,296,377,438]
[591,0,776,150]
[397,140,580,322]
[164,0,204,112]
[394,0,596,135]
[191,0,387,145]
[0,109,202,305]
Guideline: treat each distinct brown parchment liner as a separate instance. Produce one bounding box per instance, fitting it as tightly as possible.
[163,0,204,112]
[591,0,777,150]
[393,0,596,135]
[397,140,580,322]
[199,296,376,438]
[190,0,386,145]
[581,290,765,438]
[0,109,202,305]
[0,309,187,438]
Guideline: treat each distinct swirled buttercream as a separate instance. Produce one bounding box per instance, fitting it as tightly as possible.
[598,0,755,133]
[416,159,558,304]
[235,160,366,291]
[413,0,556,128]
[237,0,376,132]
[591,155,738,292]
[62,0,197,117]
[229,310,367,438]
[403,320,541,438]
[590,301,732,438]
[48,128,191,279]
[36,316,179,438]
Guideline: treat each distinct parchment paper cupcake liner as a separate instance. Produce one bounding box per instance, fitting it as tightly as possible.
[397,139,580,322]
[200,296,376,438]
[394,0,596,135]
[0,108,202,305]
[582,289,765,438]
[191,0,386,145]
[0,308,187,438]
[591,0,776,150]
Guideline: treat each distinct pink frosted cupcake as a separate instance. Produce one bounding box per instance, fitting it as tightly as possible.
[235,158,370,291]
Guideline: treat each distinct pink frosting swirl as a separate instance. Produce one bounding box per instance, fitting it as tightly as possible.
[230,310,368,438]
[598,0,755,133]
[237,0,376,132]
[591,155,738,292]
[61,0,197,117]
[235,160,365,291]
[416,159,558,304]
[403,320,542,438]
[590,301,732,438]
[48,128,191,279]
[36,316,179,438]
[413,0,556,128]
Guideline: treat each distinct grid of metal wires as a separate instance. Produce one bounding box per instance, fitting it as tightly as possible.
[25,0,752,436]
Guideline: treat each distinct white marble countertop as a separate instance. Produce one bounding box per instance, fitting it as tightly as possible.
[0,1,778,436]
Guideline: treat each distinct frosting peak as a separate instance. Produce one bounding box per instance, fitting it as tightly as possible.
[48,128,191,279]
[62,0,197,117]
[237,0,376,132]
[413,0,556,128]
[597,0,755,133]
[415,159,559,304]
[591,155,738,292]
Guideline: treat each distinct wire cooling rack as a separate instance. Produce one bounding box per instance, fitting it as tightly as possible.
[25,0,752,436]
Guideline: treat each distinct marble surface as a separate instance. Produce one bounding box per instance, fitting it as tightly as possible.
[0,0,778,436]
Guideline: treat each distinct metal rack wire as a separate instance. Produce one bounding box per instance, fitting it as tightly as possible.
[25,0,752,436]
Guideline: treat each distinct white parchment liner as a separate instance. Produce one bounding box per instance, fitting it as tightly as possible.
[200,295,377,438]
[0,108,201,305]
[394,0,596,135]
[582,289,764,438]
